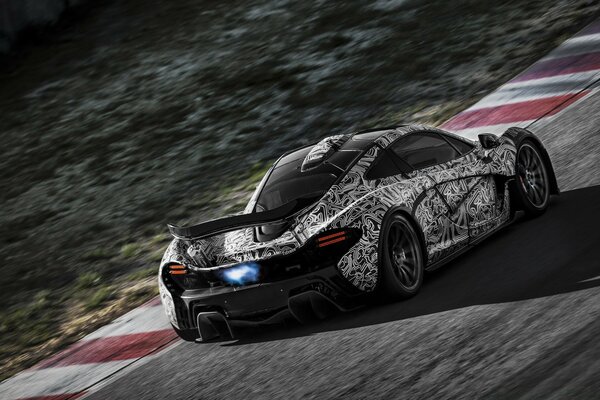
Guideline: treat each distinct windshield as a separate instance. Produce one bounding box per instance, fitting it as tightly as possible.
[255,147,360,212]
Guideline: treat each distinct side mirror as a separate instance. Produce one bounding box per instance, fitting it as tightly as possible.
[478,133,500,149]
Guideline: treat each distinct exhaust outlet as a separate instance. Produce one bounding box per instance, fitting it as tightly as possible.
[288,290,341,324]
[196,311,235,342]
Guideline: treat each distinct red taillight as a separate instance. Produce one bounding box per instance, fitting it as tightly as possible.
[168,264,187,275]
[316,231,348,247]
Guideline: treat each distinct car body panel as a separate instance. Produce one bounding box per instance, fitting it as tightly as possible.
[159,124,551,331]
[293,125,517,290]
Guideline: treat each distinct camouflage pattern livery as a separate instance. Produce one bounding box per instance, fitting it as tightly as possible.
[161,124,524,292]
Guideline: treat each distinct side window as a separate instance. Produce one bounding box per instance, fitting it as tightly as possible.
[444,135,474,154]
[391,131,460,171]
[365,150,404,180]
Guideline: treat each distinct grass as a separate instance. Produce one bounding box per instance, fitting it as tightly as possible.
[85,287,115,310]
[82,248,113,261]
[121,243,142,258]
[0,293,57,350]
[76,271,102,289]
[126,266,158,281]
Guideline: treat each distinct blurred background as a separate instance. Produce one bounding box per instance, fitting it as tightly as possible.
[0,0,598,381]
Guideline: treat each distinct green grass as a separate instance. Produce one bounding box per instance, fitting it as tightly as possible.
[126,266,157,281]
[0,291,57,349]
[76,271,102,289]
[85,287,115,310]
[120,243,142,258]
[82,248,113,261]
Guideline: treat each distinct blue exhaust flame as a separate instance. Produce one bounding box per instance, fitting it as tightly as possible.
[221,262,260,285]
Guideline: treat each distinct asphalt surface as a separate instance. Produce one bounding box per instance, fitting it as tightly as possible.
[528,80,600,191]
[87,90,600,399]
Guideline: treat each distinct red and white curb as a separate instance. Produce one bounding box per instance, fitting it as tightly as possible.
[1,17,600,400]
[0,299,177,400]
[442,19,600,138]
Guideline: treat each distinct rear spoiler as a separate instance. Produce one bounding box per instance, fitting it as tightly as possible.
[167,200,298,240]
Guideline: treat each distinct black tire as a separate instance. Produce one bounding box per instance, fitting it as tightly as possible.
[515,141,550,217]
[378,213,425,299]
[173,325,199,342]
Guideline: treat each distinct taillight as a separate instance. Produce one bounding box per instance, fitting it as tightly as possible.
[168,264,187,275]
[316,230,349,247]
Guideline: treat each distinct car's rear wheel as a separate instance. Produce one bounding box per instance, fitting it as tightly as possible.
[515,141,550,217]
[378,213,424,299]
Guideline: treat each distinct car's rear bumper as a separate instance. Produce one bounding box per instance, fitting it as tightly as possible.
[166,265,362,339]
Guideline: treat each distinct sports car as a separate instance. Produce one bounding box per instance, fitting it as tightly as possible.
[159,124,558,341]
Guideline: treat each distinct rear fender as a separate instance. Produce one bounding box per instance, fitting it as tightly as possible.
[379,205,428,269]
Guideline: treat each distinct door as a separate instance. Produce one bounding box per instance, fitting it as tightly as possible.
[436,133,504,241]
[389,130,483,264]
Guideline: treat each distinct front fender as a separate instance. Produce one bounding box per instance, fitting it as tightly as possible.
[502,127,560,195]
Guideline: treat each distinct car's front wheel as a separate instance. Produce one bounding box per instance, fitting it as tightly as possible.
[515,141,550,217]
[378,213,424,299]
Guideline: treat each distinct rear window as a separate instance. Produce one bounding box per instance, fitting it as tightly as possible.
[255,148,360,212]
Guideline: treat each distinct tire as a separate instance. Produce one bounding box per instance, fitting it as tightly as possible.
[172,325,199,342]
[515,141,551,217]
[378,213,425,299]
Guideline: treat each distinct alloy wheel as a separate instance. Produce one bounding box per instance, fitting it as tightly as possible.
[387,219,420,289]
[517,143,549,209]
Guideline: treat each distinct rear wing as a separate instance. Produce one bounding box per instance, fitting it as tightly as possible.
[167,200,298,240]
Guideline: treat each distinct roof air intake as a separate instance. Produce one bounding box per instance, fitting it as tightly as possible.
[301,134,350,172]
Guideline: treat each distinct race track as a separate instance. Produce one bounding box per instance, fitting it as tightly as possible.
[90,37,600,400]
[1,14,600,400]
[87,23,600,399]
[88,185,600,400]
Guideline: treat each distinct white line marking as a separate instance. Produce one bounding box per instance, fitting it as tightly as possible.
[0,361,130,400]
[505,70,600,89]
[83,305,170,340]
[449,121,536,141]
[564,32,600,45]
[467,71,600,110]
[579,275,600,284]
[544,34,600,60]
[468,90,585,110]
